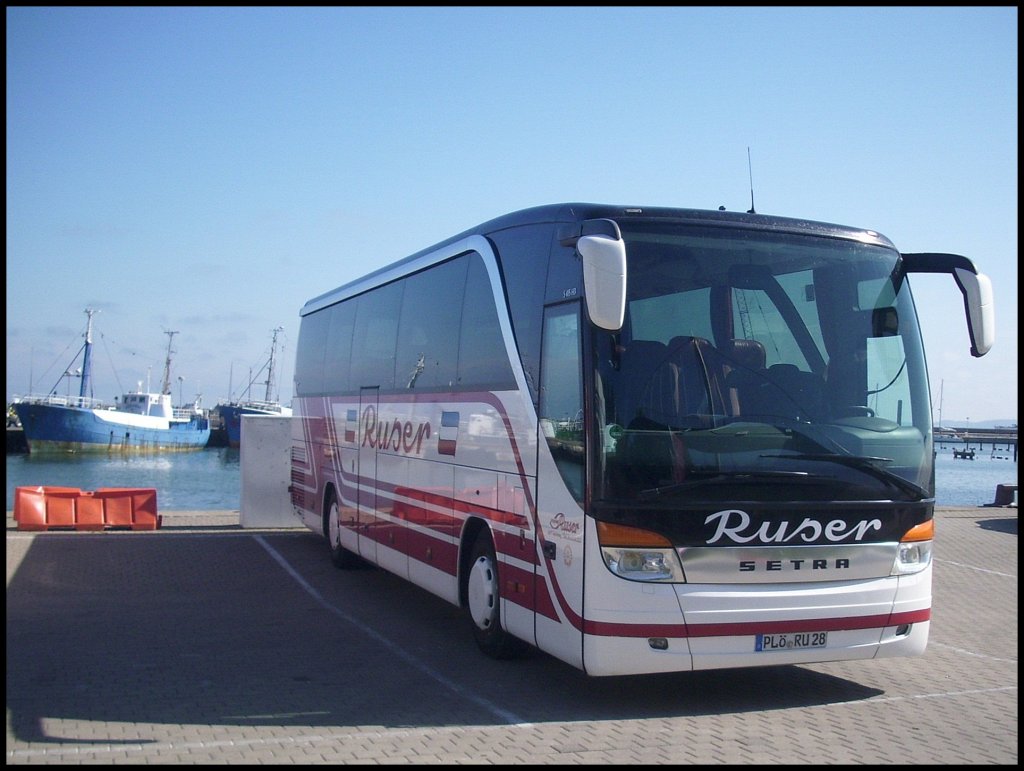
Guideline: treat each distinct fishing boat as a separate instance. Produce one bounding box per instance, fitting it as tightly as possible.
[12,309,211,454]
[216,326,292,449]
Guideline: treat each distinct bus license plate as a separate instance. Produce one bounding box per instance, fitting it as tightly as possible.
[756,631,828,652]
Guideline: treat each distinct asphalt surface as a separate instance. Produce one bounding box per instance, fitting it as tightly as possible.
[6,506,1018,764]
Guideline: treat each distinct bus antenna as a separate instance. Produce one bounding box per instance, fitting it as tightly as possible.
[747,146,756,214]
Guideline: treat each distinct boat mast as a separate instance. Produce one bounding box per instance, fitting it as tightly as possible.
[937,379,944,428]
[160,330,178,395]
[79,308,96,399]
[264,326,283,402]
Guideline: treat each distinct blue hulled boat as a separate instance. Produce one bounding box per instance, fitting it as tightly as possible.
[12,309,210,454]
[217,400,292,449]
[215,326,291,449]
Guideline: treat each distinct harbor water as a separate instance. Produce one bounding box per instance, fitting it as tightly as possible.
[6,448,241,512]
[931,441,1017,506]
[5,443,1016,511]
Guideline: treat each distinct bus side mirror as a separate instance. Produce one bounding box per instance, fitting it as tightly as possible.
[578,233,627,331]
[900,253,995,357]
[955,268,995,357]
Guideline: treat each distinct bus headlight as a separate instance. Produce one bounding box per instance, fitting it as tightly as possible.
[601,547,683,581]
[597,521,686,582]
[892,540,933,575]
[891,519,934,575]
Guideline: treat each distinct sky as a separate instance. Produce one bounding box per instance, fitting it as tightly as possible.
[6,6,1018,426]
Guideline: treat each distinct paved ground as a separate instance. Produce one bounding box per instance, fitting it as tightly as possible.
[6,506,1018,764]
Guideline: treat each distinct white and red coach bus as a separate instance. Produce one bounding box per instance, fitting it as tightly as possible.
[289,203,993,676]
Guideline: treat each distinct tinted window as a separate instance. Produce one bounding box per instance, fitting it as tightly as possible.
[396,257,467,390]
[630,287,713,343]
[539,303,584,502]
[458,255,517,390]
[299,251,516,396]
[351,280,403,389]
[322,301,357,393]
[487,224,554,403]
[294,309,330,395]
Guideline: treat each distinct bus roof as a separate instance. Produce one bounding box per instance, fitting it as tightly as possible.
[300,203,897,315]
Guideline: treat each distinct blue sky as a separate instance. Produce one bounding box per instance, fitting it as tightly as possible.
[6,6,1017,425]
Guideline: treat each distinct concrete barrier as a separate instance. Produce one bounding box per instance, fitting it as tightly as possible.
[988,483,1018,508]
[13,486,160,530]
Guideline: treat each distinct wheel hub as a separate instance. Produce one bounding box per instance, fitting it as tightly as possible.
[467,555,497,630]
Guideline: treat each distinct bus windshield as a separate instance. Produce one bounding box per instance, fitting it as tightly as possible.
[592,222,933,504]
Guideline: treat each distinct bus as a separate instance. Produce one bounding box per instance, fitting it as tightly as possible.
[289,203,994,676]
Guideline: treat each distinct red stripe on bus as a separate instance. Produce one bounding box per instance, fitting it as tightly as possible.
[582,608,930,638]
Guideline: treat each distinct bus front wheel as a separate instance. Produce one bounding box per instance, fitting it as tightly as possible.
[466,531,522,659]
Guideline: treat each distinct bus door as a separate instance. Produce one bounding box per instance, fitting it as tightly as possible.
[357,386,379,562]
[534,303,586,670]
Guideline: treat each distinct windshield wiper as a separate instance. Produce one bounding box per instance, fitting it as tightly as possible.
[760,453,929,499]
[639,470,815,501]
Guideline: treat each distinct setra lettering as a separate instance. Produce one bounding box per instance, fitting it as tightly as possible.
[739,558,852,571]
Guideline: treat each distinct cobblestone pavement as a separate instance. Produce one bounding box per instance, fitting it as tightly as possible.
[6,506,1017,764]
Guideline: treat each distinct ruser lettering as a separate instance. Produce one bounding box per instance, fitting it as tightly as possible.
[359,405,432,455]
[706,509,882,545]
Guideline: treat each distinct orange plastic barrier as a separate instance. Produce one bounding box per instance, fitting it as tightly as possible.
[13,486,161,531]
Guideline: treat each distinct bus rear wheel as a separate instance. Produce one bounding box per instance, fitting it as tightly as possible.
[466,530,522,659]
[325,489,360,569]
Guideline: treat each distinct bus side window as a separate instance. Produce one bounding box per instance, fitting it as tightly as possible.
[396,257,464,389]
[294,309,331,396]
[458,255,517,390]
[322,301,356,394]
[539,304,584,502]
[351,281,402,390]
